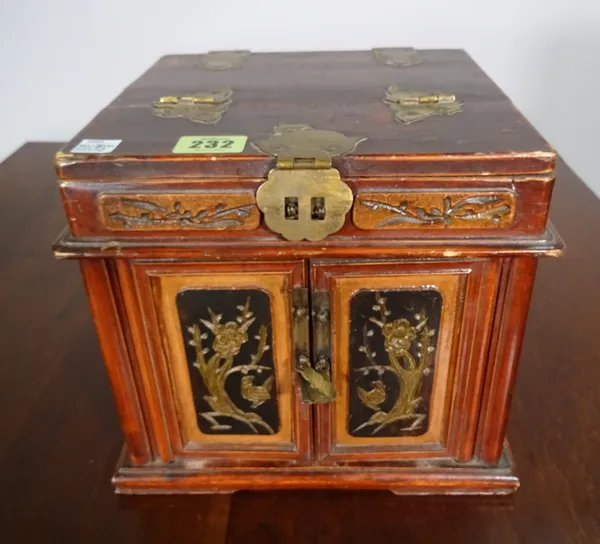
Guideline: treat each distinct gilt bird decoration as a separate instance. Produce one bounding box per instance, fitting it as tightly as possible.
[357,380,387,411]
[241,375,274,408]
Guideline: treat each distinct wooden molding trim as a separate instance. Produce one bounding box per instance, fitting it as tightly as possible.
[79,260,151,464]
[475,256,538,463]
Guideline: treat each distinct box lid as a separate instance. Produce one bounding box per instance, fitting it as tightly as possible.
[56,49,555,181]
[55,49,561,246]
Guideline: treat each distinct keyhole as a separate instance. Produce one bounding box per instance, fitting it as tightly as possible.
[311,197,326,220]
[284,197,299,220]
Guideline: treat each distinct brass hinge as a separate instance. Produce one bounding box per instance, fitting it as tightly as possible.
[276,156,332,170]
[152,89,233,124]
[395,93,457,105]
[156,94,218,105]
[385,86,464,125]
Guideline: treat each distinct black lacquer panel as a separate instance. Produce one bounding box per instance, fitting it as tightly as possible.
[176,288,280,435]
[348,289,442,438]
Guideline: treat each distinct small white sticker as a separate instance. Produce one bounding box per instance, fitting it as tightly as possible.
[71,139,122,154]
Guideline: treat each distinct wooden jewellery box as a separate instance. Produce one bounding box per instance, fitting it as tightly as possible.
[53,49,563,495]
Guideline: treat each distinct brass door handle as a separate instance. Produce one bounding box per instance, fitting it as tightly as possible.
[292,288,337,405]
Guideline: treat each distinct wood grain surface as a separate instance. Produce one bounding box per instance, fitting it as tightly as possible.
[61,50,551,156]
[55,50,556,180]
[0,143,598,542]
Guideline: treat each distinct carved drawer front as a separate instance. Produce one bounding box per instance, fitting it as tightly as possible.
[127,260,311,463]
[99,192,260,232]
[311,259,500,463]
[353,191,516,230]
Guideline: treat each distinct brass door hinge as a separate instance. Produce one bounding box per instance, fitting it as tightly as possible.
[385,86,464,124]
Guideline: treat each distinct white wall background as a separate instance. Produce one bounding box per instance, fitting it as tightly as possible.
[1,0,599,196]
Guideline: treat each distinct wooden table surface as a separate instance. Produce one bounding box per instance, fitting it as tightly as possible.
[0,143,598,543]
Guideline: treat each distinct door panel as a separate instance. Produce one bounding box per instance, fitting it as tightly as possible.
[312,259,500,462]
[348,288,443,439]
[175,287,281,437]
[127,260,311,463]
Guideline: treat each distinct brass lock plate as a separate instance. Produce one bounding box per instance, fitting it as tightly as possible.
[256,164,353,242]
[254,124,363,242]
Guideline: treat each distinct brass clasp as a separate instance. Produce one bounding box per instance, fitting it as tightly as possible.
[292,288,337,405]
[296,355,337,405]
[253,124,364,242]
[256,162,353,242]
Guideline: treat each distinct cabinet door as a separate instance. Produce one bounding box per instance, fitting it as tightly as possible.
[124,260,311,464]
[311,259,500,463]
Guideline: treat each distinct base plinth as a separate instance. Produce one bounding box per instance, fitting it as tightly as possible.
[113,445,519,496]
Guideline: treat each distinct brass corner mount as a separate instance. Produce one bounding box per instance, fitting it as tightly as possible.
[372,47,423,68]
[198,50,250,70]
